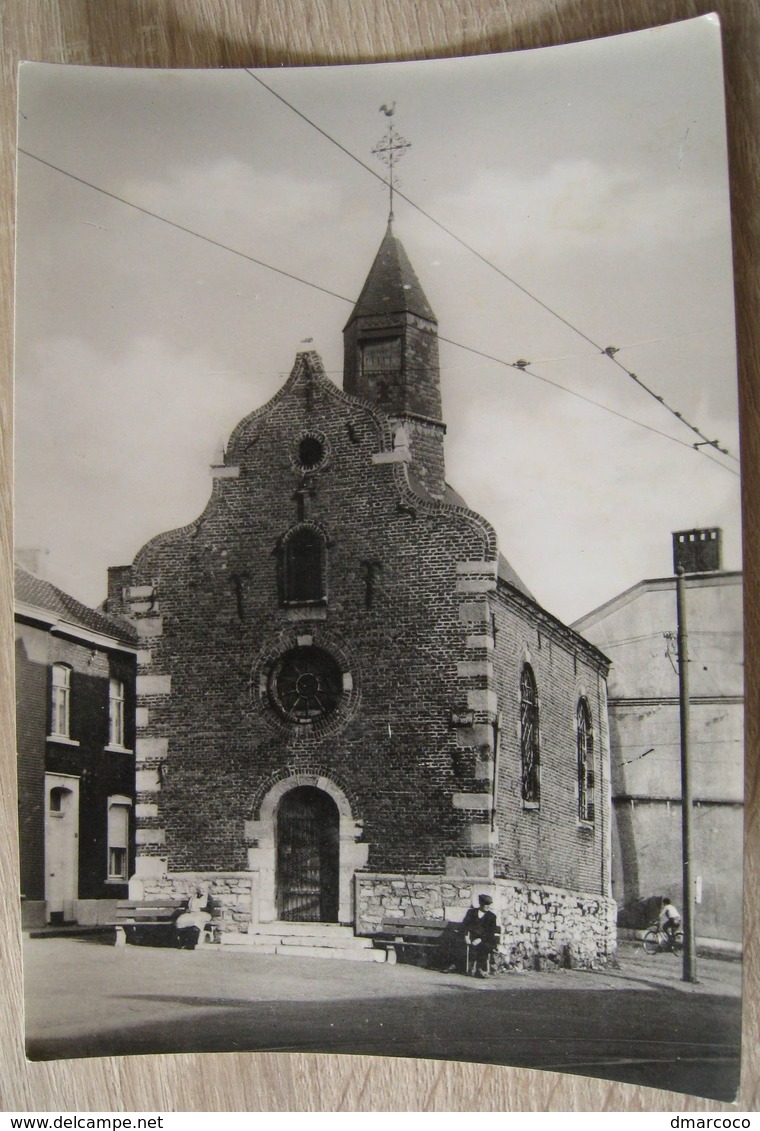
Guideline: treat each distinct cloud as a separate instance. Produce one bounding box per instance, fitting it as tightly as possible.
[444,370,742,622]
[15,332,264,605]
[121,156,345,246]
[432,158,727,261]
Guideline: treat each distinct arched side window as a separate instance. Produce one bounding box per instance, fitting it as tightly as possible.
[50,663,71,738]
[519,664,540,805]
[279,525,327,606]
[577,698,595,823]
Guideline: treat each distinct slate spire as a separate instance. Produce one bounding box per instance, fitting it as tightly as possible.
[343,223,445,497]
[347,219,437,326]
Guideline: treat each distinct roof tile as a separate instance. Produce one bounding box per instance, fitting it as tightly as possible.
[15,566,136,645]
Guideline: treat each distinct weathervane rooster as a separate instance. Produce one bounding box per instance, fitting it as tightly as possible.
[372,103,410,222]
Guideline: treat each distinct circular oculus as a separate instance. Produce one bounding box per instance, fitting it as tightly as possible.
[270,645,343,723]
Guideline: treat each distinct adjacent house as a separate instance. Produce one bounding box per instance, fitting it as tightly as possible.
[15,563,137,927]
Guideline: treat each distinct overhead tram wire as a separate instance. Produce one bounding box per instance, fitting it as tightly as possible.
[245,69,738,465]
[599,345,738,461]
[519,322,732,366]
[17,149,351,307]
[17,147,738,476]
[437,336,733,466]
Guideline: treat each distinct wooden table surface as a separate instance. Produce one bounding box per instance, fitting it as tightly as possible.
[1,0,757,1113]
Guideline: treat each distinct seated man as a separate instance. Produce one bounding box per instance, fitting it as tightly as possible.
[462,894,499,978]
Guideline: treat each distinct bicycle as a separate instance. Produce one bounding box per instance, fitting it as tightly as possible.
[642,922,684,954]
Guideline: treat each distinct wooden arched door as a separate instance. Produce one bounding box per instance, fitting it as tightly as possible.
[276,786,339,922]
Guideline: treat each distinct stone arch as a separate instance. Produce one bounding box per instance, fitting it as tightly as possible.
[245,771,368,926]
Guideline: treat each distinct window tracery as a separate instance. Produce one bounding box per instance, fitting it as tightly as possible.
[270,646,343,723]
[520,664,540,805]
[577,698,595,823]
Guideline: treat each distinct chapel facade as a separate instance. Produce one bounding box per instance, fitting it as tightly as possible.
[106,224,616,964]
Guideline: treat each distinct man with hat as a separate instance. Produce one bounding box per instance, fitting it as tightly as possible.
[462,894,499,978]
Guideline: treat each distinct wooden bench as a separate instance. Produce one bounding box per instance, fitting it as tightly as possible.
[373,916,465,967]
[112,898,215,948]
[374,915,502,971]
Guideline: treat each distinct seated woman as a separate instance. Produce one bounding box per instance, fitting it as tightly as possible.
[174,886,212,950]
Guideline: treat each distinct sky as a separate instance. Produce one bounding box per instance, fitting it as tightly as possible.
[14,15,741,625]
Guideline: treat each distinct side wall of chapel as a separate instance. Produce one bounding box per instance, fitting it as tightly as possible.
[490,587,611,896]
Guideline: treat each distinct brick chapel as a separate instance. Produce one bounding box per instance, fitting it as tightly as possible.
[106,222,616,963]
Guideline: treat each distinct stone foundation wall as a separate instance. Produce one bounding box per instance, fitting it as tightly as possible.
[355,872,616,967]
[131,871,253,935]
[499,881,617,968]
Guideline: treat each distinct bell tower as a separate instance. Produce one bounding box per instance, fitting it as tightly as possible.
[343,110,446,499]
[342,222,446,498]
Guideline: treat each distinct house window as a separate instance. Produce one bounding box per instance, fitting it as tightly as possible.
[51,664,71,738]
[281,525,327,605]
[107,796,131,881]
[577,698,595,823]
[49,787,66,814]
[108,678,125,747]
[520,664,540,805]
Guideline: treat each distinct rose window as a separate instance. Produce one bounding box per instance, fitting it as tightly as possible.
[270,646,343,723]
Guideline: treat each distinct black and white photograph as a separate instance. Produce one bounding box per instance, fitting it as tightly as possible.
[13,15,743,1102]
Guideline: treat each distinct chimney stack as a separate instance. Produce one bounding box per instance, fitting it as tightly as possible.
[672,528,722,574]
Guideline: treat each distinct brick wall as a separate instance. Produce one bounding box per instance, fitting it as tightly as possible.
[343,314,442,423]
[400,416,446,500]
[15,627,48,903]
[112,352,611,945]
[114,356,500,879]
[491,587,611,895]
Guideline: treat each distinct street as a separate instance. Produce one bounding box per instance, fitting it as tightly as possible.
[23,936,742,1102]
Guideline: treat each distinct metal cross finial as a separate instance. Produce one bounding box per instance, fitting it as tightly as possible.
[372,104,411,222]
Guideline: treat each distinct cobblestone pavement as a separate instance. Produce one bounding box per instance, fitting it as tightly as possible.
[22,936,742,1101]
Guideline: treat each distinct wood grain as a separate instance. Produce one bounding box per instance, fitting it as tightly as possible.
[1,0,757,1112]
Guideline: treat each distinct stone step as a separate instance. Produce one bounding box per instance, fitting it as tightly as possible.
[217,921,386,962]
[268,933,372,950]
[220,935,277,952]
[275,943,386,963]
[252,920,355,937]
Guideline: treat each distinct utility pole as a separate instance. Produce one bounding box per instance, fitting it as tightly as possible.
[676,564,698,982]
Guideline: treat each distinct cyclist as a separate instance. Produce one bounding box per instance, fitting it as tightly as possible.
[658,897,682,946]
